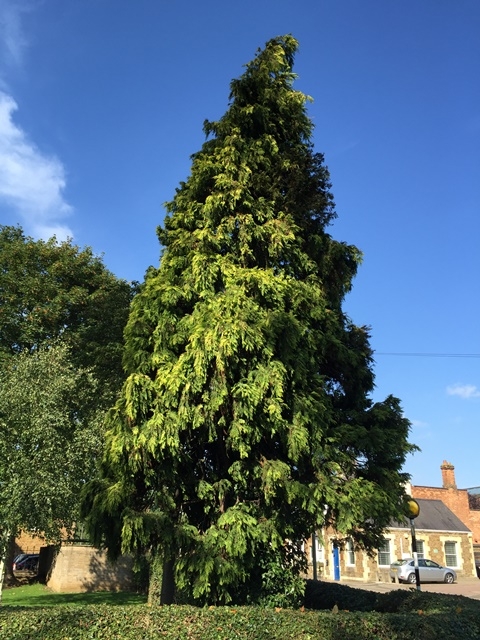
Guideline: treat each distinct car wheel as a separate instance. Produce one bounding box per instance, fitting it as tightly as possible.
[444,572,454,584]
[407,573,417,584]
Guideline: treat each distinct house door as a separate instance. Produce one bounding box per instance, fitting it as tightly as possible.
[332,543,340,581]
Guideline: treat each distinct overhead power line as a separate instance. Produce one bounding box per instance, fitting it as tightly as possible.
[375,352,480,358]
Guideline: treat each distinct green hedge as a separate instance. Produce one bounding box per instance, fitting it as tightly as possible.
[1,598,479,640]
[304,579,378,611]
[1,581,479,640]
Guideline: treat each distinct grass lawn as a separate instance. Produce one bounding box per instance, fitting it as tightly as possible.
[1,583,147,607]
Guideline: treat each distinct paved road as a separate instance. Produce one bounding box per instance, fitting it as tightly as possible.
[328,577,480,601]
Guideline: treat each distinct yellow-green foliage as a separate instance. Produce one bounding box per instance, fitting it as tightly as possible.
[81,35,416,605]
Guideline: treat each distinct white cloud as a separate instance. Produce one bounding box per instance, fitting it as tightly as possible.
[410,419,429,429]
[0,2,71,239]
[446,384,480,400]
[0,92,73,240]
[0,0,31,68]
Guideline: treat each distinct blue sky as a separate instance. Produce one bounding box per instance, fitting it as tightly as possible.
[1,0,479,489]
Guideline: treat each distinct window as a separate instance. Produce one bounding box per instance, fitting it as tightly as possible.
[444,541,458,567]
[425,559,440,568]
[377,539,391,566]
[346,539,355,566]
[317,541,324,563]
[312,537,324,563]
[306,534,324,563]
[416,539,425,559]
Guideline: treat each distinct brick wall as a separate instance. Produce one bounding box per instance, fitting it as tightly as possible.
[470,511,480,542]
[411,461,480,545]
[14,532,45,555]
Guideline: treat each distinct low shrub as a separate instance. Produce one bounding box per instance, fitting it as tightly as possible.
[304,578,377,611]
[373,588,413,613]
[1,582,480,639]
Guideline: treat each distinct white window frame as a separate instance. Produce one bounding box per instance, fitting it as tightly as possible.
[416,539,425,559]
[311,535,324,563]
[377,539,391,566]
[346,538,355,566]
[303,535,324,564]
[444,541,458,567]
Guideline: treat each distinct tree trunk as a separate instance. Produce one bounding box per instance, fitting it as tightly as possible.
[0,555,5,604]
[160,558,175,605]
[0,533,15,604]
[3,536,18,585]
[147,554,162,606]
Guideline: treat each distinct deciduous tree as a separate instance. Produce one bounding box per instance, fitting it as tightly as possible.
[0,344,102,595]
[82,35,415,605]
[0,226,134,592]
[0,225,134,405]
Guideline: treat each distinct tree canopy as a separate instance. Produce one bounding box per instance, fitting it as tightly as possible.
[0,225,134,404]
[0,344,102,542]
[81,35,415,605]
[0,226,135,589]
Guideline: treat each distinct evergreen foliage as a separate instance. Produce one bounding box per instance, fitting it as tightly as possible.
[81,35,415,604]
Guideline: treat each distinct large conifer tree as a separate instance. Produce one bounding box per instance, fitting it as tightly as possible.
[82,36,415,604]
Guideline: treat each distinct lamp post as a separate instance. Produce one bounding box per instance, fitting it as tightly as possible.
[406,498,421,591]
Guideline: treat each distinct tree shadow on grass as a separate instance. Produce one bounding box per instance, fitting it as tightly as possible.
[3,585,146,607]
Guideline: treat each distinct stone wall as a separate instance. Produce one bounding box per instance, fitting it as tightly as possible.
[46,545,134,593]
[304,527,476,582]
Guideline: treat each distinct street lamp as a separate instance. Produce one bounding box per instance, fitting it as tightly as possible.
[406,498,421,591]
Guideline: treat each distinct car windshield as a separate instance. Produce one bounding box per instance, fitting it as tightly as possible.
[391,559,412,566]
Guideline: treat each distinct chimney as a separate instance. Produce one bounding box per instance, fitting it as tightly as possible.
[441,460,456,489]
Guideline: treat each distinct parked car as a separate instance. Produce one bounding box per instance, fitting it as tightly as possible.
[13,553,39,574]
[390,558,457,584]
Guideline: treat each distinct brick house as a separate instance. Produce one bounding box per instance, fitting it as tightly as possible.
[304,459,480,583]
[411,460,480,567]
